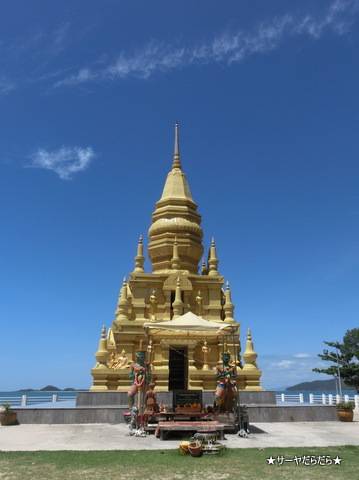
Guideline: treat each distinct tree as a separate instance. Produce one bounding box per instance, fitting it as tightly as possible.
[313,328,359,394]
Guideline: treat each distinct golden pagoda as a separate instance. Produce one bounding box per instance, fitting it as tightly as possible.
[90,124,263,392]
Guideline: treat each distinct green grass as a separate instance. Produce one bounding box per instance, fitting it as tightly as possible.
[0,446,358,480]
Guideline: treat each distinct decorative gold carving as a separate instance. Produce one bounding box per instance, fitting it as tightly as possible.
[163,272,192,291]
[149,217,203,236]
[107,349,128,369]
[149,290,157,322]
[196,291,203,317]
[202,341,209,370]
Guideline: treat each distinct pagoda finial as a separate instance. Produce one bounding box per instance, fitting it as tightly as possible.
[172,123,182,170]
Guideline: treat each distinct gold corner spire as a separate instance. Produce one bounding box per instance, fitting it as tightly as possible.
[172,122,182,170]
[208,237,219,276]
[93,325,109,367]
[134,235,145,273]
[224,280,235,323]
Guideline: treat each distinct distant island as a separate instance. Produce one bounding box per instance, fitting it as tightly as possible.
[286,379,355,391]
[17,385,85,392]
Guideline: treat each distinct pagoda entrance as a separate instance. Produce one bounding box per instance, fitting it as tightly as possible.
[168,346,187,390]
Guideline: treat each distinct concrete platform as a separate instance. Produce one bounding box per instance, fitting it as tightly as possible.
[0,410,358,451]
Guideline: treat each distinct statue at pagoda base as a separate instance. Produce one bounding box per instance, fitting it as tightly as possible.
[144,381,159,413]
[213,352,237,413]
[127,350,147,409]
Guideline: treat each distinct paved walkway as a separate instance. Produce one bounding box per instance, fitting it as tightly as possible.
[1,411,358,451]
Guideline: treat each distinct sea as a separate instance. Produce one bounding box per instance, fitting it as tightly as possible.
[0,389,357,408]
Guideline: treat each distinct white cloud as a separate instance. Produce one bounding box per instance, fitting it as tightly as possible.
[53,22,71,46]
[55,0,359,88]
[269,360,296,369]
[28,146,96,180]
[0,77,16,95]
[258,354,331,389]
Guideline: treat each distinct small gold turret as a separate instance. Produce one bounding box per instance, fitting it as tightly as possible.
[133,235,145,273]
[242,328,263,391]
[114,277,129,321]
[208,237,219,276]
[94,325,109,365]
[201,258,207,275]
[172,277,184,319]
[171,236,181,270]
[224,281,235,323]
[90,325,111,391]
[242,328,256,366]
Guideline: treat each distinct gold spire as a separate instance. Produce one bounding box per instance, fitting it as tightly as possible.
[148,124,204,273]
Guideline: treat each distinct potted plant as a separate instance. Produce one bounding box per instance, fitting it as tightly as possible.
[188,440,202,457]
[336,401,355,422]
[0,403,17,426]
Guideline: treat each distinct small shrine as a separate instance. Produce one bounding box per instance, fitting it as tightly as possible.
[90,124,263,400]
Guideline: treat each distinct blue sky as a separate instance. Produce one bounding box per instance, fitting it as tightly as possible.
[1,0,358,391]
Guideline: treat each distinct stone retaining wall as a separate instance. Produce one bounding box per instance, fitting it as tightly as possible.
[15,404,338,424]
